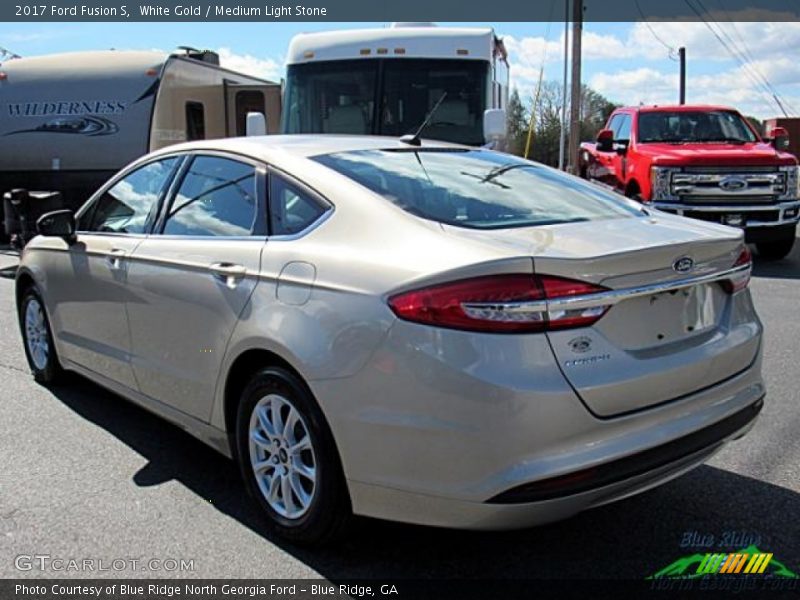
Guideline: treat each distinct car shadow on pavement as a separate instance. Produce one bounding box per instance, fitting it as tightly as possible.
[47,373,800,582]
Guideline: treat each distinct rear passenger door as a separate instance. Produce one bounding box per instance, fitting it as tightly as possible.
[124,153,267,420]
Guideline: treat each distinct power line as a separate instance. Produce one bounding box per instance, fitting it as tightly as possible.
[634,0,679,60]
[682,0,789,116]
[0,46,21,60]
[708,0,799,115]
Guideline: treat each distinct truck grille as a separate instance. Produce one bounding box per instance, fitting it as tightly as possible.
[671,168,785,201]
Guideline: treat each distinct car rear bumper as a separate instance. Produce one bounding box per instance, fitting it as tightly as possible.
[346,414,755,531]
[312,319,764,529]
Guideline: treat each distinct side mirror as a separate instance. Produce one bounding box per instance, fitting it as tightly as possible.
[246,111,267,137]
[37,209,76,242]
[483,109,507,144]
[596,129,614,152]
[769,126,790,151]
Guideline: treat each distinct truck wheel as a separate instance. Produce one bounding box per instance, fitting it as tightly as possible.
[756,237,795,261]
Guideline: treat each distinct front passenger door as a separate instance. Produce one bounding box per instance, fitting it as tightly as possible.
[48,157,180,389]
[125,154,266,420]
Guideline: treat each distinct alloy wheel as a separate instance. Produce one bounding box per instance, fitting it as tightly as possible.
[248,393,317,519]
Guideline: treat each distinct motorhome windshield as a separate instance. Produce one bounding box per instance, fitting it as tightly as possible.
[282,59,489,145]
[637,110,758,144]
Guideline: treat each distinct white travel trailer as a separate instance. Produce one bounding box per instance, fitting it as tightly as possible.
[0,48,281,212]
[282,23,509,146]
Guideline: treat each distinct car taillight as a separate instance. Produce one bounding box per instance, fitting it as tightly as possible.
[722,246,752,294]
[388,274,609,333]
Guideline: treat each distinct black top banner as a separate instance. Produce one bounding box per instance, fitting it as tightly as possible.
[2,0,799,22]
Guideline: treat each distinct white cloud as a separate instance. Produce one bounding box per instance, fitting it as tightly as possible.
[216,47,281,81]
[501,21,800,119]
[588,64,800,120]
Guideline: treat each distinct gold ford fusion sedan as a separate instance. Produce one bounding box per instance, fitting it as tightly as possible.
[17,135,764,544]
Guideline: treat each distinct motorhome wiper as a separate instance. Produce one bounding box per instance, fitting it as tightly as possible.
[400,92,448,147]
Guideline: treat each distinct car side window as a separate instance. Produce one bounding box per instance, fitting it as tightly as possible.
[163,156,258,237]
[616,115,632,142]
[82,157,178,233]
[269,173,328,236]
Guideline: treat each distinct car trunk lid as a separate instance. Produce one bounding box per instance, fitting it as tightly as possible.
[443,215,761,417]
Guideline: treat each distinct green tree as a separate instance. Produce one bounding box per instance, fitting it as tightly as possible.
[508,81,619,166]
[505,88,529,156]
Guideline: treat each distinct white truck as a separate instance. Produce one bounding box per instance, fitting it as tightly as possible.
[282,23,509,146]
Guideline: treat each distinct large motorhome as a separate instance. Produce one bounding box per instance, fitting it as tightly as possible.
[282,23,509,146]
[0,48,281,213]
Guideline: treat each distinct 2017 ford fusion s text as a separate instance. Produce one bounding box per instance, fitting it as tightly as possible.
[16,135,764,544]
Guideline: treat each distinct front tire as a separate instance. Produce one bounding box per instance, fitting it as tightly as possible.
[235,367,351,545]
[756,237,795,261]
[18,286,62,384]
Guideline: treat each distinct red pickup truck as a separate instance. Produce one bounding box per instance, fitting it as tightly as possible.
[580,104,800,259]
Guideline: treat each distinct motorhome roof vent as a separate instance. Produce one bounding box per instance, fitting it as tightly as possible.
[176,46,220,65]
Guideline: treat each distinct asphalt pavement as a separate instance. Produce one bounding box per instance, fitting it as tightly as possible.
[0,239,799,583]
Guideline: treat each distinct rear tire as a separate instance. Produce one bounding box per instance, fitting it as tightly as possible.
[756,237,794,261]
[235,366,351,545]
[18,286,63,384]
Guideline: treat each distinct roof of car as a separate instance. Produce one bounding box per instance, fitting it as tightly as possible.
[620,104,739,113]
[150,134,467,161]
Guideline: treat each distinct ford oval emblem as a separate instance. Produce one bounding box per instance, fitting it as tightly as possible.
[719,176,748,191]
[568,336,593,354]
[673,256,695,273]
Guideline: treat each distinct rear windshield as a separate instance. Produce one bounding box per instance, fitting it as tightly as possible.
[314,149,643,229]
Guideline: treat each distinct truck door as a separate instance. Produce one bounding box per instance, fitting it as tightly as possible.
[590,114,621,188]
[225,83,282,136]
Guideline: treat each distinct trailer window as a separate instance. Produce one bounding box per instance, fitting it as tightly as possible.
[235,91,266,136]
[186,102,206,141]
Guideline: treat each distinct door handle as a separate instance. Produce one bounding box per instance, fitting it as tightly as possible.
[209,262,247,286]
[106,248,126,270]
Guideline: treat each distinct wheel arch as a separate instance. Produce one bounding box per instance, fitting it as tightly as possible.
[15,267,37,307]
[625,178,642,198]
[222,348,311,456]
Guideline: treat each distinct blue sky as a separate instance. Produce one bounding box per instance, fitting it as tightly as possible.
[2,20,799,119]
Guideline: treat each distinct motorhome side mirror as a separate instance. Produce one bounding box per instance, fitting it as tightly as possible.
[246,112,267,137]
[596,129,614,152]
[37,209,76,242]
[483,109,507,144]
[769,126,790,151]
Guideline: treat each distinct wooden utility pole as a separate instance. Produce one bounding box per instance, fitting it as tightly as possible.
[568,0,582,174]
[678,47,686,104]
[558,0,569,170]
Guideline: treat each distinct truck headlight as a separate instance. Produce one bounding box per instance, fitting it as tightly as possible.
[650,166,679,202]
[777,165,800,200]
